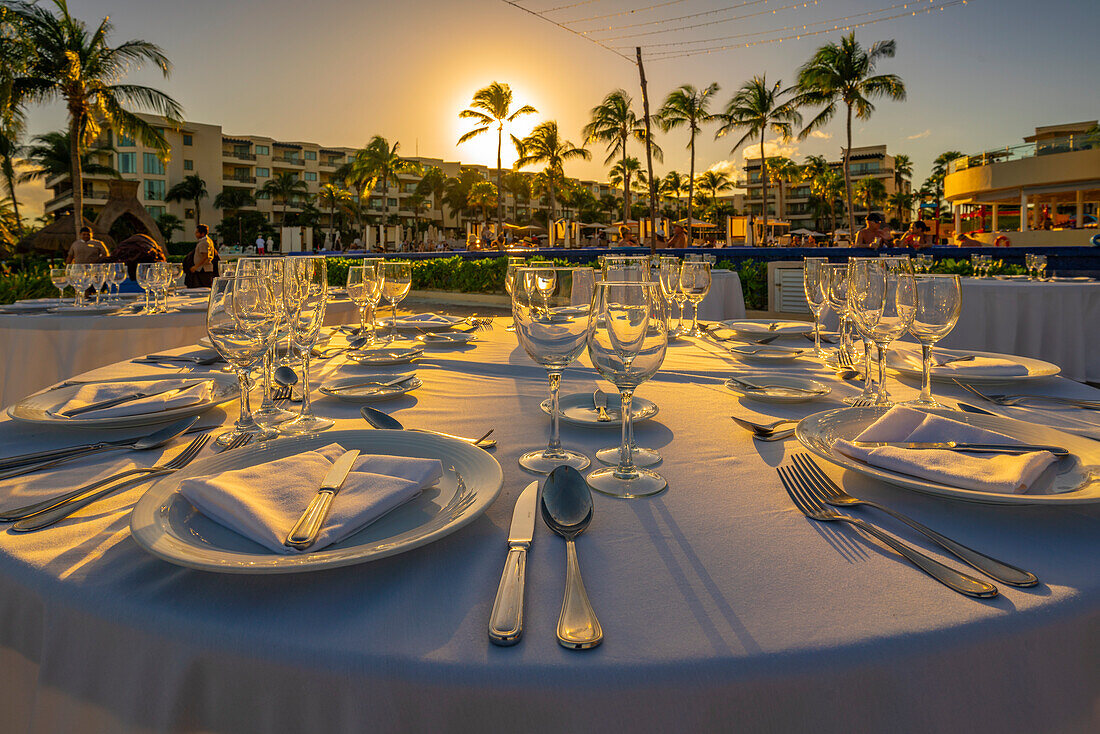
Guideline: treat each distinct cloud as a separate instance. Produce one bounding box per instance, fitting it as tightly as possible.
[809,130,832,140]
[907,129,931,140]
[741,139,800,162]
[705,159,743,183]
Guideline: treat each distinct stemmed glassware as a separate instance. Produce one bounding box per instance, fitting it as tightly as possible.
[658,256,684,335]
[802,257,829,357]
[512,266,592,473]
[602,255,651,282]
[845,257,880,405]
[49,267,68,303]
[106,262,126,301]
[1034,254,1047,281]
[850,258,916,406]
[678,260,711,337]
[66,263,92,308]
[504,257,526,331]
[89,264,108,305]
[380,261,412,341]
[135,262,157,313]
[1025,253,1036,280]
[205,275,280,447]
[900,274,961,408]
[586,281,668,497]
[281,256,333,434]
[237,257,295,426]
[824,263,853,361]
[347,262,383,346]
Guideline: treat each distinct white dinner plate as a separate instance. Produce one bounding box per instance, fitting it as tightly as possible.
[539,392,659,426]
[994,275,1029,281]
[47,304,121,315]
[416,332,477,347]
[795,406,1100,505]
[129,429,503,573]
[725,375,831,403]
[887,344,1060,384]
[720,319,813,337]
[728,345,809,363]
[319,374,421,402]
[1049,276,1093,283]
[345,348,424,366]
[0,302,54,313]
[8,374,238,428]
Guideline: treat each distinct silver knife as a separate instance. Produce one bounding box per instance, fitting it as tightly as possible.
[488,480,539,646]
[284,449,360,549]
[326,375,415,392]
[593,389,612,422]
[852,441,1068,456]
[59,384,186,417]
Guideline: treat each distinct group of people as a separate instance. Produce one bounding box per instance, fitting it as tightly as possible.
[851,213,941,249]
[65,224,220,287]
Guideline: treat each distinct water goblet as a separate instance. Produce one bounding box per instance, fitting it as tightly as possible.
[845,258,881,404]
[281,256,334,434]
[900,274,962,408]
[380,261,412,341]
[135,262,157,313]
[802,257,829,357]
[851,258,916,406]
[205,275,280,447]
[49,267,68,303]
[512,266,592,474]
[1035,254,1047,281]
[679,260,711,337]
[587,281,668,498]
[106,262,126,301]
[89,263,107,305]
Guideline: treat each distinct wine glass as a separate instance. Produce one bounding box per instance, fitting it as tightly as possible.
[512,266,592,473]
[106,262,126,301]
[346,262,382,346]
[504,256,526,332]
[678,260,711,337]
[1025,253,1036,280]
[135,262,157,313]
[602,256,651,282]
[1035,254,1048,281]
[281,256,333,434]
[802,257,829,357]
[586,281,668,498]
[237,257,295,426]
[380,261,412,341]
[66,263,92,308]
[89,263,107,305]
[824,263,853,361]
[900,274,961,408]
[846,258,882,405]
[49,267,68,303]
[851,258,916,406]
[150,262,170,313]
[168,261,184,296]
[205,275,280,447]
[658,256,683,335]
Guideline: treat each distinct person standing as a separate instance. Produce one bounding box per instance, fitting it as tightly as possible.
[66,226,109,264]
[266,235,275,253]
[188,224,218,287]
[255,235,266,254]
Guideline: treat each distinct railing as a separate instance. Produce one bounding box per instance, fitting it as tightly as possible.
[274,156,303,165]
[223,150,256,161]
[321,159,342,167]
[948,135,1098,174]
[224,176,257,184]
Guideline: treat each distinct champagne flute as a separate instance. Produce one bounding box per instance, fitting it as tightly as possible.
[586,281,668,497]
[281,256,333,434]
[205,275,280,447]
[512,266,592,473]
[380,261,412,341]
[658,256,683,335]
[802,257,829,357]
[49,267,68,303]
[346,262,382,345]
[900,274,961,408]
[679,260,711,337]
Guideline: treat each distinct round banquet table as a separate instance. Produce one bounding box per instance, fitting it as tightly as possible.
[696,268,746,322]
[0,319,1098,734]
[0,296,358,410]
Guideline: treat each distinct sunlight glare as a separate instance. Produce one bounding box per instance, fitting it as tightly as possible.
[452,81,542,170]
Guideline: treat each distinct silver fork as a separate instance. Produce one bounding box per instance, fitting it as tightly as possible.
[777,464,998,598]
[791,454,1038,586]
[953,380,1100,409]
[7,434,212,530]
[848,396,877,408]
[271,384,293,401]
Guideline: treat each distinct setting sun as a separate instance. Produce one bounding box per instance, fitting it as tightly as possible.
[451,81,543,169]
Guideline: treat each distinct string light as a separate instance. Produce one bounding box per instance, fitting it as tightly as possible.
[562,0,688,24]
[599,0,822,42]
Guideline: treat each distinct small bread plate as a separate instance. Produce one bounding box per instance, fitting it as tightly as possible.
[728,344,809,363]
[1049,276,1093,283]
[725,375,831,403]
[415,332,476,347]
[540,392,659,427]
[345,347,424,366]
[887,344,1059,384]
[720,319,813,337]
[47,304,121,315]
[319,373,421,402]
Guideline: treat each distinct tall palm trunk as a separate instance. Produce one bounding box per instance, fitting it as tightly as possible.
[760,138,769,245]
[620,133,629,223]
[495,124,504,232]
[844,104,854,237]
[68,113,84,235]
[2,163,20,234]
[687,133,696,226]
[194,197,202,224]
[356,183,365,240]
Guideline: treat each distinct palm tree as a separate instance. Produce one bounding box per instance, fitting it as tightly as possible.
[927,150,963,242]
[359,135,413,242]
[887,191,914,225]
[260,171,308,228]
[467,181,498,226]
[766,156,803,224]
[853,177,887,214]
[892,153,912,192]
[514,121,590,223]
[0,128,21,234]
[607,157,644,219]
[335,149,376,239]
[795,32,906,237]
[811,168,845,234]
[695,169,734,207]
[154,212,183,244]
[583,89,663,222]
[316,183,353,244]
[213,187,256,246]
[7,0,183,236]
[405,192,427,236]
[416,165,447,223]
[0,5,29,234]
[458,81,537,234]
[715,75,801,240]
[656,83,720,224]
[18,130,119,183]
[660,171,687,220]
[165,174,207,225]
[500,170,529,222]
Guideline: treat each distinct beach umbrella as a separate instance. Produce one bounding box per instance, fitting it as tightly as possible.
[675,218,717,229]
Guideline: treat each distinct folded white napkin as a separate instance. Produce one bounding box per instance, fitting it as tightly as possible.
[49,379,214,419]
[898,346,1029,377]
[834,406,1057,494]
[178,443,443,554]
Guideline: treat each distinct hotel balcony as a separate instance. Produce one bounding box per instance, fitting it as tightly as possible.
[273,156,304,166]
[223,150,257,162]
[223,175,257,185]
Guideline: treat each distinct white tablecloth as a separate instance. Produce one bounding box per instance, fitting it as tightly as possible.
[0,320,1098,733]
[696,268,746,321]
[0,297,358,409]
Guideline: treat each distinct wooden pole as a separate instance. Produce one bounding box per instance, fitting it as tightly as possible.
[636,47,658,256]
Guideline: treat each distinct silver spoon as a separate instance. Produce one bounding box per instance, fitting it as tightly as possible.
[358,406,497,449]
[541,466,602,650]
[730,416,800,436]
[273,365,299,390]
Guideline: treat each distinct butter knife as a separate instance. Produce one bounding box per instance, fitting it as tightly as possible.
[284,449,360,549]
[59,384,185,417]
[593,389,612,422]
[852,441,1068,456]
[488,480,539,646]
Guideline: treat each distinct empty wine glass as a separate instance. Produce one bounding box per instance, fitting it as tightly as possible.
[49,267,68,303]
[135,262,157,313]
[602,255,651,282]
[802,257,829,357]
[587,281,668,497]
[1025,253,1036,280]
[206,275,280,447]
[66,263,92,308]
[851,258,916,406]
[658,256,683,335]
[1034,254,1048,281]
[846,258,881,404]
[238,257,295,426]
[107,262,126,301]
[89,263,107,305]
[900,274,961,408]
[679,260,711,337]
[380,261,412,341]
[281,256,333,434]
[512,266,592,473]
[346,262,383,346]
[824,263,853,361]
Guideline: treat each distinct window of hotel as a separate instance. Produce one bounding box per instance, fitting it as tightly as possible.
[255,145,269,156]
[304,171,317,181]
[256,191,270,199]
[118,133,134,147]
[183,134,193,146]
[304,151,317,160]
[144,179,165,201]
[256,167,269,177]
[388,198,397,207]
[143,153,165,175]
[147,206,165,218]
[183,159,193,171]
[118,152,136,174]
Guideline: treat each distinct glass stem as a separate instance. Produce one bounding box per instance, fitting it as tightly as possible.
[676,300,684,331]
[236,369,255,428]
[876,342,889,403]
[616,389,638,478]
[391,301,398,341]
[813,312,822,355]
[358,304,367,336]
[367,301,377,343]
[862,338,874,396]
[546,370,563,454]
[259,347,275,409]
[298,347,315,419]
[690,301,699,334]
[920,342,934,403]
